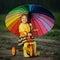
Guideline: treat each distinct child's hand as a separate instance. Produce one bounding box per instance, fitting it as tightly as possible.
[28,33,32,36]
[29,23,33,30]
[29,23,32,26]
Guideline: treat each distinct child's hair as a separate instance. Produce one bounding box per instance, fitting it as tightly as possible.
[20,14,28,20]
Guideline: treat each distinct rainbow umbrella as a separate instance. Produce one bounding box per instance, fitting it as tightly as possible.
[5,4,55,37]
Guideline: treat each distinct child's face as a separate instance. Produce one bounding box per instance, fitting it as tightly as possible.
[21,15,28,24]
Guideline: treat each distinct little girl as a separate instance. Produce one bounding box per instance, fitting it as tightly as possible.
[18,14,32,46]
[18,14,39,57]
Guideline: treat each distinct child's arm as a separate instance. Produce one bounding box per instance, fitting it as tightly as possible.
[29,23,33,30]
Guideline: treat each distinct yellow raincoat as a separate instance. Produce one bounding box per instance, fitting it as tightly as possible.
[19,23,30,36]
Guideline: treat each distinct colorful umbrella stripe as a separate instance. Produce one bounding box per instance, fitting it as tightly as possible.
[5,4,55,37]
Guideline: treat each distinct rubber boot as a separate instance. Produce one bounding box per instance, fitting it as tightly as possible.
[33,42,40,56]
[23,43,30,57]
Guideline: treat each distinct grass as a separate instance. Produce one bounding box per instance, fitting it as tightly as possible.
[53,12,60,29]
[40,29,60,41]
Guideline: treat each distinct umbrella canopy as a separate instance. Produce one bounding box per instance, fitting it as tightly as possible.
[5,4,55,37]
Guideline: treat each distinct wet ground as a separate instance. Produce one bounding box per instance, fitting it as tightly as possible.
[0,33,60,60]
